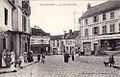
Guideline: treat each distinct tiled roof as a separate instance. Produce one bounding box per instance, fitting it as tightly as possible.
[50,35,63,40]
[31,28,50,36]
[80,0,120,19]
[65,31,79,39]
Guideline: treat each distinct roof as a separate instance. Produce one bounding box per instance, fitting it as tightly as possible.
[65,31,79,39]
[31,28,50,36]
[80,0,120,19]
[50,35,63,40]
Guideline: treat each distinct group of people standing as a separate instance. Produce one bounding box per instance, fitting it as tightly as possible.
[63,47,75,63]
[2,49,35,68]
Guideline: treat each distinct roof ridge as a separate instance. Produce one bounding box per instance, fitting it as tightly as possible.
[80,0,120,19]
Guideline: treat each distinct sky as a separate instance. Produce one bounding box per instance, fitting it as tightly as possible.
[30,0,108,35]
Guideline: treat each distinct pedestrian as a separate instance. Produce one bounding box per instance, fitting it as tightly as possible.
[71,52,74,61]
[37,53,41,62]
[64,52,70,63]
[10,50,17,72]
[2,49,7,67]
[41,54,45,64]
[109,54,115,67]
[23,50,27,63]
[78,47,81,56]
[27,51,34,63]
[71,48,75,61]
[4,49,11,67]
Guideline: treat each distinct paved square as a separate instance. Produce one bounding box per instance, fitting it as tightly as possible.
[0,55,120,77]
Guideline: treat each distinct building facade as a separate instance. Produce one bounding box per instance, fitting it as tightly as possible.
[79,0,120,55]
[12,0,31,62]
[50,35,64,55]
[30,26,50,55]
[0,0,31,67]
[0,0,14,67]
[64,30,79,54]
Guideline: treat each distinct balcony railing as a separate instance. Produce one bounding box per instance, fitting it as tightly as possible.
[22,1,31,16]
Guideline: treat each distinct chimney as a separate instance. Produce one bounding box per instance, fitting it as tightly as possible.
[87,3,91,10]
[69,29,72,35]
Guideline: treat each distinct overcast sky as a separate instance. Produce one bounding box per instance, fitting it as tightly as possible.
[30,0,108,35]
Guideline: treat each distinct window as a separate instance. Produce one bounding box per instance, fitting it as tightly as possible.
[85,19,88,25]
[93,27,99,35]
[110,12,114,19]
[57,43,59,47]
[102,25,107,34]
[66,47,68,51]
[4,8,8,25]
[103,13,106,20]
[22,15,27,31]
[53,43,55,47]
[110,24,115,33]
[93,15,99,22]
[3,38,6,49]
[57,40,59,42]
[119,23,120,31]
[85,29,88,36]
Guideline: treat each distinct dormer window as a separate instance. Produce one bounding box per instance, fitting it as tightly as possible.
[110,12,114,19]
[93,15,99,22]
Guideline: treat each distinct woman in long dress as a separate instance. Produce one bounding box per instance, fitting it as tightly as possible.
[2,49,6,67]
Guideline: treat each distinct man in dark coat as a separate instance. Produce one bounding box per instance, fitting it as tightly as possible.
[109,55,115,67]
[64,52,70,63]
[37,54,41,62]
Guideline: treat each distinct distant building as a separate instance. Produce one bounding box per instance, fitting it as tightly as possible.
[50,35,64,55]
[64,30,79,54]
[79,0,120,55]
[30,26,50,55]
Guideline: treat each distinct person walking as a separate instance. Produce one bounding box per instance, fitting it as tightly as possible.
[64,52,70,63]
[71,48,75,61]
[71,52,74,61]
[78,47,81,56]
[37,54,41,62]
[109,54,115,67]
[41,54,45,64]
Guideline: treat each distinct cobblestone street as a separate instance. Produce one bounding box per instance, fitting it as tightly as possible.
[0,55,120,77]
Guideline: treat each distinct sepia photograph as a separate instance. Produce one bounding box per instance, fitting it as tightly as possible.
[0,0,120,77]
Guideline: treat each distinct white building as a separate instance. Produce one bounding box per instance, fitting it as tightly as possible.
[64,30,79,54]
[79,0,120,55]
[50,35,63,55]
[11,0,31,61]
[0,0,31,67]
[0,0,15,67]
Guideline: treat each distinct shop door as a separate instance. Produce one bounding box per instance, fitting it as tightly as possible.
[94,43,98,55]
[83,42,91,55]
